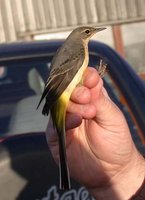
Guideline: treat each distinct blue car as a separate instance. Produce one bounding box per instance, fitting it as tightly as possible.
[0,40,145,199]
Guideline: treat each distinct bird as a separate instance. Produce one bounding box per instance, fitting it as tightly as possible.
[37,26,106,190]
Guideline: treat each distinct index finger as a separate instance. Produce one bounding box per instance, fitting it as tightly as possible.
[83,67,100,89]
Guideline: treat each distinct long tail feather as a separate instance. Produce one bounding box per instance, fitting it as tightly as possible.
[42,101,50,116]
[50,93,70,190]
[58,126,70,190]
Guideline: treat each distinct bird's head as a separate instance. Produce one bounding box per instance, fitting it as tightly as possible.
[69,26,106,42]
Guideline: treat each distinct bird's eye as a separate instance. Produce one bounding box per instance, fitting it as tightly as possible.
[85,29,90,34]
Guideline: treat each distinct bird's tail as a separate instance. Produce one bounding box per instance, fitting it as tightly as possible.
[50,93,70,190]
[58,125,70,190]
[42,101,50,116]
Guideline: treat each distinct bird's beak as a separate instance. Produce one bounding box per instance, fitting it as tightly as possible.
[95,27,106,32]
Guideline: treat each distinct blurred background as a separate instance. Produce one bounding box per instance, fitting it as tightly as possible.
[0,1,145,199]
[0,0,145,76]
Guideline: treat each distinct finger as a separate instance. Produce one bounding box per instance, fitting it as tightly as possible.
[90,77,104,104]
[83,67,100,89]
[68,101,97,119]
[46,113,82,142]
[70,67,100,104]
[66,113,82,130]
[70,86,91,104]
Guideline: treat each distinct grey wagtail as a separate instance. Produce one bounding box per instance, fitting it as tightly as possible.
[37,26,106,190]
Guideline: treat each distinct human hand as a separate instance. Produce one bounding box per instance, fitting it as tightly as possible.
[46,67,145,199]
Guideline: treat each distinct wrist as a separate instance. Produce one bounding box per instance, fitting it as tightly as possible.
[88,151,145,200]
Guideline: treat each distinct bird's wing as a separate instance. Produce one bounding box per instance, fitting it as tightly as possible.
[37,46,85,109]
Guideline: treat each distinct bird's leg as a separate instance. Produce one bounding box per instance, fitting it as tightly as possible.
[97,59,107,77]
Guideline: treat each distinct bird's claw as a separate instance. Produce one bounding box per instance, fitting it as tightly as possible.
[97,59,107,77]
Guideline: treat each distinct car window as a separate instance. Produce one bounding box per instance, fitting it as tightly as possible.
[0,62,49,136]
